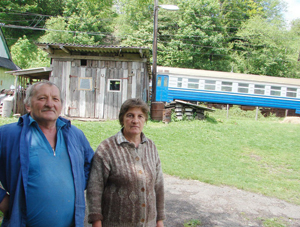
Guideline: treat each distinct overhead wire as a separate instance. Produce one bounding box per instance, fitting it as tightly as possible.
[0,6,298,62]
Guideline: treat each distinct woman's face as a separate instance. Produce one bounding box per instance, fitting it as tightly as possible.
[123,107,146,138]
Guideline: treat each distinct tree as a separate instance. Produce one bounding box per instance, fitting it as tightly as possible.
[162,0,230,71]
[0,0,66,47]
[11,35,49,69]
[230,16,299,78]
[38,0,116,45]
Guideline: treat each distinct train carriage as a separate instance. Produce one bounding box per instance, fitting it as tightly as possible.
[155,66,300,114]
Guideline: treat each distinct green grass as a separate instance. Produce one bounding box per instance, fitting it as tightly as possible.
[1,108,300,205]
[260,217,288,227]
[184,219,202,226]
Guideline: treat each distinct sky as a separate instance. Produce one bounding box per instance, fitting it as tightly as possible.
[283,0,300,24]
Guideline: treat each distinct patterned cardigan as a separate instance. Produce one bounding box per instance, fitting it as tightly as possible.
[87,130,165,227]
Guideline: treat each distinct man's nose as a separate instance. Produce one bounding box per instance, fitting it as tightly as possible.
[45,98,54,107]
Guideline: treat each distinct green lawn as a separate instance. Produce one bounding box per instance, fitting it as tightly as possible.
[1,108,299,206]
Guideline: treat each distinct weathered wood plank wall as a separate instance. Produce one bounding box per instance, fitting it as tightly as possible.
[50,59,149,120]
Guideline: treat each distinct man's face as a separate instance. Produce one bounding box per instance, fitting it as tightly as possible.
[26,84,62,125]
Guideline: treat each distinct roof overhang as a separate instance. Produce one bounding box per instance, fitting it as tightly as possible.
[6,67,52,80]
[35,43,150,58]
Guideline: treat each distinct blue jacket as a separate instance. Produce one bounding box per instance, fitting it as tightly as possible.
[0,114,94,227]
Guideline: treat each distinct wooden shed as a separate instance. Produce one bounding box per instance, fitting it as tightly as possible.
[35,43,151,120]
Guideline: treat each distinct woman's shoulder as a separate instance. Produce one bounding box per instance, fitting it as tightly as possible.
[95,133,119,153]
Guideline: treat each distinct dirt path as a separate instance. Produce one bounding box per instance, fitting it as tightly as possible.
[164,174,300,227]
[84,174,300,227]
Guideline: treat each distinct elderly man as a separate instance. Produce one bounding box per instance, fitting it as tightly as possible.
[0,81,94,227]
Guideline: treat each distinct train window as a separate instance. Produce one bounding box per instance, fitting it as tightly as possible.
[157,77,162,86]
[254,85,265,95]
[164,78,168,87]
[205,80,216,90]
[221,81,232,92]
[286,87,297,97]
[238,83,249,93]
[188,78,199,89]
[177,78,183,88]
[270,86,281,96]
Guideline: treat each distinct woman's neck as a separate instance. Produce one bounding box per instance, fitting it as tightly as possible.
[123,131,141,148]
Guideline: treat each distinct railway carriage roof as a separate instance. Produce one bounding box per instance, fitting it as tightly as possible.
[157,66,300,86]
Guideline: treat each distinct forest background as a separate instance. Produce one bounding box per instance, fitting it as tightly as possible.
[0,0,300,78]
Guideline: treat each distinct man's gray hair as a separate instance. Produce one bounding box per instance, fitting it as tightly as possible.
[24,80,63,107]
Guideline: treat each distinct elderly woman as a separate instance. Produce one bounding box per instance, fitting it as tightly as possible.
[87,98,165,227]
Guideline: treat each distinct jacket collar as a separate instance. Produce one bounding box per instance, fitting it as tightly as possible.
[115,129,148,145]
[17,113,71,128]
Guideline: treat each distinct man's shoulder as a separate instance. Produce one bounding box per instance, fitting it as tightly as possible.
[0,121,21,133]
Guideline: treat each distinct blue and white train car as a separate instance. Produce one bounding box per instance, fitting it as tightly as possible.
[155,66,300,114]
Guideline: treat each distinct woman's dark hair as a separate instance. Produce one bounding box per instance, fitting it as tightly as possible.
[119,98,149,127]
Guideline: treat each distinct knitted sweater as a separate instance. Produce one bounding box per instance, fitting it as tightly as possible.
[87,130,165,227]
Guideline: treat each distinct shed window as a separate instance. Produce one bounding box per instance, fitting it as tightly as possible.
[205,80,216,90]
[254,85,265,95]
[81,59,87,66]
[188,78,199,89]
[108,79,121,92]
[238,83,249,93]
[286,87,297,97]
[270,86,281,96]
[221,81,232,92]
[78,77,92,90]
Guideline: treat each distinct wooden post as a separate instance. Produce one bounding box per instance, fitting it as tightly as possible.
[13,75,18,114]
[152,0,158,102]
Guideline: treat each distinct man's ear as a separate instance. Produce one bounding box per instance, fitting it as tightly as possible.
[25,104,31,113]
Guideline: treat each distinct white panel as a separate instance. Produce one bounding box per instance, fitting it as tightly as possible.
[281,87,287,97]
[79,68,86,117]
[216,81,221,91]
[232,82,238,93]
[122,69,128,103]
[168,76,177,87]
[182,78,188,88]
[131,69,137,98]
[249,83,254,94]
[63,61,71,116]
[265,85,271,95]
[199,80,205,90]
[99,68,106,119]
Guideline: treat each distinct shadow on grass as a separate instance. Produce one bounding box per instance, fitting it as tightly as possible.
[204,116,219,124]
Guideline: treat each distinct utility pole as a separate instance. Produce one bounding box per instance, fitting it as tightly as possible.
[152,0,158,102]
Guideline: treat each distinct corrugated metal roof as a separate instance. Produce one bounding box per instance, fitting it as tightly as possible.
[35,43,150,57]
[157,66,300,86]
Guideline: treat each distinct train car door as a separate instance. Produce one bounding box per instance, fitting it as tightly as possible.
[156,74,169,101]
